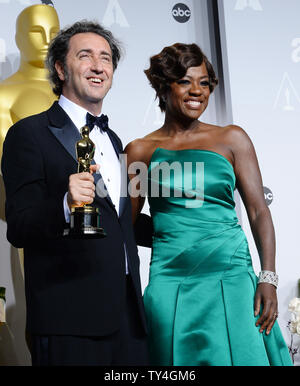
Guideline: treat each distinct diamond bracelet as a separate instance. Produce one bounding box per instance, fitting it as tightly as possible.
[258,270,278,288]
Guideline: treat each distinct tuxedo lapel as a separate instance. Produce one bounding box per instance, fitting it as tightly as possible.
[48,124,81,164]
[47,102,80,163]
[106,128,122,157]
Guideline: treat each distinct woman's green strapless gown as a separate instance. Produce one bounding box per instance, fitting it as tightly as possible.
[144,148,292,366]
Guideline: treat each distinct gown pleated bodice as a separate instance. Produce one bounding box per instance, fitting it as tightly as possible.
[143,148,292,366]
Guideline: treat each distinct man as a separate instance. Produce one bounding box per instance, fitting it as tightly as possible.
[1,21,149,366]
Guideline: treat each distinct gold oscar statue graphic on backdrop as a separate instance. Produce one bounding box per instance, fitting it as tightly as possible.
[0,4,60,159]
[0,4,60,276]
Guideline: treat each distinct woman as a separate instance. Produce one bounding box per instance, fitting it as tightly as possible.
[125,43,292,366]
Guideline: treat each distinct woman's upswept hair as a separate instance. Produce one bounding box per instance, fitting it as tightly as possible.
[144,43,218,112]
[45,20,122,96]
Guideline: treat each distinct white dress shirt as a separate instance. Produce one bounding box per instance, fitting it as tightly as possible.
[59,95,121,216]
[58,95,128,273]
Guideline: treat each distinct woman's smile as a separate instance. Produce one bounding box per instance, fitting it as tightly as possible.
[166,63,210,121]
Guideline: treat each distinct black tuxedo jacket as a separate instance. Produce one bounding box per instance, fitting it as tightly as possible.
[1,102,147,337]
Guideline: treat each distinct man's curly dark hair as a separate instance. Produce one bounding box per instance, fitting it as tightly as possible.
[45,20,122,96]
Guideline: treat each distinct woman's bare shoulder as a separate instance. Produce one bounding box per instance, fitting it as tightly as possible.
[125,131,162,164]
[221,124,254,152]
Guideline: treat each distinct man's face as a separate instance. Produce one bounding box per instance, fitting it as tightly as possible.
[56,32,114,114]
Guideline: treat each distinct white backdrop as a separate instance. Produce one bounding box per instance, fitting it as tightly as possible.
[0,0,298,365]
[222,0,300,365]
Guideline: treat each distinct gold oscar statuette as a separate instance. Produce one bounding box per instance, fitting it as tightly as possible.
[64,126,106,239]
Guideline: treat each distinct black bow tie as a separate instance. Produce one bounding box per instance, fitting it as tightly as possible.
[86,112,109,132]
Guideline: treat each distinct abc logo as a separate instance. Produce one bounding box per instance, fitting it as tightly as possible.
[172,3,191,23]
[263,186,273,206]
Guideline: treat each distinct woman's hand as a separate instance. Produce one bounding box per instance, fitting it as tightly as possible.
[254,283,278,335]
